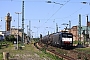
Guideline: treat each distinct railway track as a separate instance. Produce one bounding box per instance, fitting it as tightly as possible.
[35,42,76,60]
[35,41,90,60]
[47,49,76,60]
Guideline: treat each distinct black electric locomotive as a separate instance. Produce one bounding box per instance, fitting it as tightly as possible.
[41,32,73,47]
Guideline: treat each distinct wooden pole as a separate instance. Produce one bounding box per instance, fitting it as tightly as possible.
[3,52,9,60]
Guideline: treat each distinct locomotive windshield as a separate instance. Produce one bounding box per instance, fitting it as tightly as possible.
[62,33,73,38]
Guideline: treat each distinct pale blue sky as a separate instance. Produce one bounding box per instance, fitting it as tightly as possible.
[0,0,90,37]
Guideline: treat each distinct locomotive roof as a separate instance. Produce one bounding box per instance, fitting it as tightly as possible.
[44,32,73,37]
[49,32,72,34]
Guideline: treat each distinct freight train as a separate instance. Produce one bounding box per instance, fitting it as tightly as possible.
[41,32,73,47]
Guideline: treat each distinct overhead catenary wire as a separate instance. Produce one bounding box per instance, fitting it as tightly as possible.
[43,4,89,25]
[39,0,71,28]
[45,0,71,23]
[0,13,90,22]
[1,0,90,26]
[40,1,90,28]
[4,0,88,22]
[0,0,87,21]
[54,5,86,20]
[0,0,46,2]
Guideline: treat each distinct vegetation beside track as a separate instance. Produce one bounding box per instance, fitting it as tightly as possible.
[75,47,90,54]
[34,41,63,60]
[37,42,76,60]
[38,41,90,60]
[0,39,64,60]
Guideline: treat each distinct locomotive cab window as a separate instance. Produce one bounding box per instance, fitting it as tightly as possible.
[67,35,73,38]
[62,33,67,37]
[62,33,73,38]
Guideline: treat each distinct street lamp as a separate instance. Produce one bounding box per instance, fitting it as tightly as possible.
[46,1,63,5]
[15,12,21,49]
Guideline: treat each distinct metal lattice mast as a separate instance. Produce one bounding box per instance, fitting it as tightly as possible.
[56,23,58,32]
[22,0,24,45]
[69,20,71,29]
[86,15,89,44]
[69,20,71,33]
[29,20,31,40]
[78,14,81,45]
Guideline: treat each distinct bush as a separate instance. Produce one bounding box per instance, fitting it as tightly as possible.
[73,40,78,44]
[5,35,17,42]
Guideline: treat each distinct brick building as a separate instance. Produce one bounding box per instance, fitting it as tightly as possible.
[87,22,90,26]
[70,26,78,41]
[70,22,90,41]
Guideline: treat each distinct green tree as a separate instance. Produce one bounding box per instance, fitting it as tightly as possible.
[5,35,16,42]
[5,35,9,41]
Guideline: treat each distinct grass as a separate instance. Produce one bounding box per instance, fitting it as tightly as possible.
[0,53,3,60]
[75,47,90,54]
[45,52,63,60]
[38,47,63,60]
[0,41,10,60]
[0,41,63,60]
[56,48,67,55]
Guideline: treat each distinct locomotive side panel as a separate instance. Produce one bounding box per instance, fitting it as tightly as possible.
[51,33,61,47]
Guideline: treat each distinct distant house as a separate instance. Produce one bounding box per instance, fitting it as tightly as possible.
[11,28,27,43]
[69,25,90,42]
